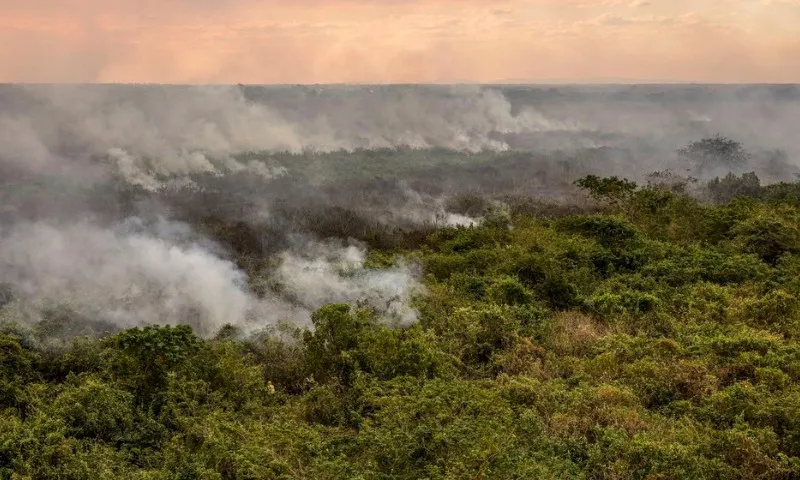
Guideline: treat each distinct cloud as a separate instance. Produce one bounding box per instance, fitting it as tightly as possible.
[573,0,652,7]
[0,0,797,83]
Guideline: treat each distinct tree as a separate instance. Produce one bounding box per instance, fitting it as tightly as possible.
[645,169,697,194]
[303,304,376,386]
[707,172,762,204]
[678,135,750,175]
[574,175,637,205]
[107,325,201,402]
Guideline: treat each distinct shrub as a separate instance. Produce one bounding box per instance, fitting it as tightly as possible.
[303,304,376,386]
[730,214,800,264]
[52,377,135,442]
[574,175,637,205]
[545,311,606,357]
[486,277,531,306]
[556,215,639,248]
[707,172,762,204]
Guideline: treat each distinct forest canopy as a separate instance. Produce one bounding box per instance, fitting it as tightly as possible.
[3,164,800,479]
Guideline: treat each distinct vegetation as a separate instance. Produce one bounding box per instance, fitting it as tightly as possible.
[5,163,800,478]
[678,134,752,176]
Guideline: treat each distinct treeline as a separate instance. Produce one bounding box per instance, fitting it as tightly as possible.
[4,174,800,479]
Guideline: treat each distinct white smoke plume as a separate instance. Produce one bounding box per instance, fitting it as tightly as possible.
[0,219,251,337]
[2,84,798,191]
[107,147,289,191]
[274,237,423,327]
[0,84,581,187]
[0,218,424,337]
[380,184,479,227]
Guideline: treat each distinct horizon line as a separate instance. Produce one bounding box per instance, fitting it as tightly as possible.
[2,81,799,87]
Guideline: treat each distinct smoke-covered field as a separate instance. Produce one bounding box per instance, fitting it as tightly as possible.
[1,83,799,338]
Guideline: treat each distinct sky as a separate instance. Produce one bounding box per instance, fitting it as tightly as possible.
[0,0,798,84]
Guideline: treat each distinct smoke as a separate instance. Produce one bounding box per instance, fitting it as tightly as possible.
[386,184,479,227]
[274,237,423,327]
[0,218,423,338]
[0,84,583,184]
[2,84,798,189]
[0,83,798,339]
[0,219,250,337]
[107,147,289,192]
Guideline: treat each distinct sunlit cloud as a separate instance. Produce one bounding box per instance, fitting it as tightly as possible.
[0,0,797,83]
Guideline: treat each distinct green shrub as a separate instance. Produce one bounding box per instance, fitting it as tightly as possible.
[486,276,531,306]
[52,377,135,442]
[303,304,376,386]
[730,213,800,264]
[574,175,637,204]
[556,215,640,248]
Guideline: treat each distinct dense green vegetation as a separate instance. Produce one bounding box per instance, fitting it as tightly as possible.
[4,173,800,479]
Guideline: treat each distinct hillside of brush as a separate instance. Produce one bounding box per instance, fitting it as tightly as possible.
[4,169,800,479]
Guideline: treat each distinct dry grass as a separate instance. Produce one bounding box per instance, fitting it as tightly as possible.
[547,311,607,356]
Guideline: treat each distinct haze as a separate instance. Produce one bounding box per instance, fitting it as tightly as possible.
[1,0,798,84]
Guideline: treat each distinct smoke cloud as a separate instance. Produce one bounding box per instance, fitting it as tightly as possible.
[0,83,798,338]
[2,84,797,186]
[0,219,251,337]
[0,219,423,337]
[0,84,583,182]
[274,237,423,327]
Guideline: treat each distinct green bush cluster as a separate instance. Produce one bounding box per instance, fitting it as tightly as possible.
[4,176,800,479]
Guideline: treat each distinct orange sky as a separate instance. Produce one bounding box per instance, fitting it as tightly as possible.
[0,0,798,83]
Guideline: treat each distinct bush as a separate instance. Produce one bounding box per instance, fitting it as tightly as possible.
[730,214,800,264]
[303,304,376,386]
[556,215,640,248]
[708,172,762,204]
[486,277,531,306]
[52,377,135,442]
[574,175,637,205]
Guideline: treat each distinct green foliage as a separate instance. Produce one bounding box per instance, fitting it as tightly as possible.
[361,325,459,381]
[641,246,770,286]
[482,202,512,230]
[762,181,800,204]
[107,325,202,405]
[730,213,800,265]
[5,177,800,479]
[556,214,640,247]
[0,332,40,413]
[303,304,376,386]
[708,172,762,204]
[486,276,531,306]
[575,174,638,204]
[110,325,201,373]
[359,380,534,478]
[52,377,135,442]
